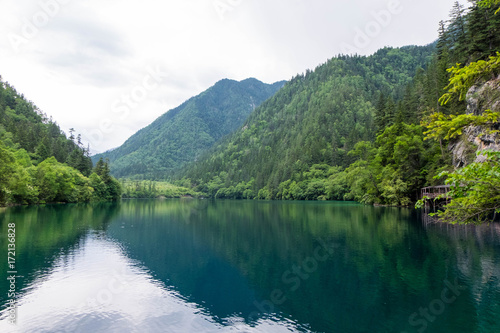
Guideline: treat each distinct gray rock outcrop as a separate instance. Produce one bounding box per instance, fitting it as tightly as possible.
[449,75,500,167]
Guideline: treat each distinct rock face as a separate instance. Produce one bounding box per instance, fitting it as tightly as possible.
[450,75,500,167]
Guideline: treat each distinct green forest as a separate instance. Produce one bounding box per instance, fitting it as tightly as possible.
[2,1,499,224]
[120,180,202,199]
[0,79,121,206]
[177,0,500,223]
[180,45,439,202]
[93,78,285,179]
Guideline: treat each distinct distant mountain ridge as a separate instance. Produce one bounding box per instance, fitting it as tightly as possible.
[180,45,437,199]
[92,78,285,179]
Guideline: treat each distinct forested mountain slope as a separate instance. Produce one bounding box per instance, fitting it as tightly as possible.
[93,78,285,179]
[180,45,436,198]
[180,0,500,216]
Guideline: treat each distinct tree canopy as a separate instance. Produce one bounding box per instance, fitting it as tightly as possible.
[173,0,500,226]
[93,78,285,179]
[0,78,121,206]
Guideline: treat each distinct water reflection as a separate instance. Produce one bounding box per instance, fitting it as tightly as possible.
[0,202,311,332]
[0,233,308,333]
[0,203,121,306]
[0,200,499,333]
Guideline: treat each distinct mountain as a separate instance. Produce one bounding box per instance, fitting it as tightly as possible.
[181,1,500,211]
[93,78,285,179]
[179,44,437,199]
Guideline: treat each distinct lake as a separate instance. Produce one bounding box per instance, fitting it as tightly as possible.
[0,199,499,333]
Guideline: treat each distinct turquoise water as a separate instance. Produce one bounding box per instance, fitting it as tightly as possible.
[0,199,499,332]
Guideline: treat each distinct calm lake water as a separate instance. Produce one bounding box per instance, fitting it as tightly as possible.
[0,199,499,333]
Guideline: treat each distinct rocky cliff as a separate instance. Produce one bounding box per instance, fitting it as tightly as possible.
[450,75,500,167]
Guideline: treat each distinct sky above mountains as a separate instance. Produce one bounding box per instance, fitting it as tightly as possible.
[0,0,458,153]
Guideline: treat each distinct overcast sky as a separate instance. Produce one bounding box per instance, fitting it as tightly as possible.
[0,0,460,153]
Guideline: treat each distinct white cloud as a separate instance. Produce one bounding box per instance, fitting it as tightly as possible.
[0,0,460,153]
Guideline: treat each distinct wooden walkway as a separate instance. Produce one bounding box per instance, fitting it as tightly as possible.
[421,185,451,199]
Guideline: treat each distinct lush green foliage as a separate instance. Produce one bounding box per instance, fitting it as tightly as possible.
[0,77,92,176]
[417,0,500,223]
[121,180,203,199]
[432,151,500,224]
[479,0,500,14]
[91,158,123,201]
[0,138,121,206]
[93,78,285,179]
[180,45,438,203]
[174,1,500,215]
[423,109,500,141]
[439,1,500,64]
[0,77,121,206]
[439,52,500,104]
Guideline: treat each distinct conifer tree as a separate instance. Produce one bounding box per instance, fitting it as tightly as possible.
[436,21,450,61]
[467,1,500,61]
[375,93,387,133]
[35,137,51,163]
[448,1,469,63]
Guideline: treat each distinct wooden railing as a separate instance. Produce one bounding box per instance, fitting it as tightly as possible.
[421,185,451,199]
